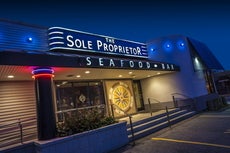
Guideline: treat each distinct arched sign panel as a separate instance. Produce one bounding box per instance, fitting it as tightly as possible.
[48,27,148,58]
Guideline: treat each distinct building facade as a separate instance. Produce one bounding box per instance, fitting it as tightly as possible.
[0,19,224,141]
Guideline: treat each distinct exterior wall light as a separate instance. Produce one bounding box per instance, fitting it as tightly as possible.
[27,37,33,43]
[151,48,156,52]
[180,42,184,47]
[177,40,186,50]
[195,57,199,63]
[163,41,173,52]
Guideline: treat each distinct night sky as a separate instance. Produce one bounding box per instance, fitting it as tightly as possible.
[1,0,230,69]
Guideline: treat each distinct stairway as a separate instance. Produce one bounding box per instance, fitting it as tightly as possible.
[126,109,196,141]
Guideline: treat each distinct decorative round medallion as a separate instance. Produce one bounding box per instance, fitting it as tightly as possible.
[110,82,133,114]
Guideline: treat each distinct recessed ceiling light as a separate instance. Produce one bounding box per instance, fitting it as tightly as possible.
[7,75,14,79]
[147,75,151,77]
[76,75,81,78]
[118,75,123,78]
[157,72,161,75]
[85,71,90,74]
[128,72,133,75]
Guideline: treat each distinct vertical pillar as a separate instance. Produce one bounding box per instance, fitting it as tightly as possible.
[32,67,56,140]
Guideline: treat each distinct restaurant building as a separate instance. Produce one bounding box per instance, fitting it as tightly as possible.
[0,19,224,142]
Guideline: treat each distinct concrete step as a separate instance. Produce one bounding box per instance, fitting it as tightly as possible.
[126,108,180,128]
[127,109,189,135]
[127,110,196,141]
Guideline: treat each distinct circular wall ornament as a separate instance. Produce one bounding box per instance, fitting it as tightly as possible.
[110,81,133,114]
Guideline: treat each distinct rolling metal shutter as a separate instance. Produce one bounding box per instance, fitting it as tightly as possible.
[0,81,37,148]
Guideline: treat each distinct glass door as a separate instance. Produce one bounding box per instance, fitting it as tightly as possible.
[133,80,145,111]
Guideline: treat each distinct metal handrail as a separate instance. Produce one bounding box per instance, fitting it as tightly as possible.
[171,93,196,110]
[0,121,19,129]
[0,117,36,147]
[110,104,135,146]
[147,98,164,116]
[0,117,36,129]
[56,104,105,123]
[171,93,192,99]
[56,104,105,114]
[148,97,162,103]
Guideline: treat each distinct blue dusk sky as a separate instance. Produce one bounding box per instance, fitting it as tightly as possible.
[1,0,230,69]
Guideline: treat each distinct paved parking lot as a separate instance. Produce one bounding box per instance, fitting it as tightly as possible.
[113,108,230,153]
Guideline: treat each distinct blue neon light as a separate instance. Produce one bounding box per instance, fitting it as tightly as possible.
[32,68,54,75]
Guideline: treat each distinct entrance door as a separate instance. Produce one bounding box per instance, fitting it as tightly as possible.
[133,80,145,111]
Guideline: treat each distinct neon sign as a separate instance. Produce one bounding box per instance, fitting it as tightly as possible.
[48,27,148,58]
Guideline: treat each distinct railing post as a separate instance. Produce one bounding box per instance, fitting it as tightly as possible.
[110,104,135,146]
[192,98,197,111]
[129,116,135,146]
[165,106,171,129]
[18,119,23,144]
[148,98,153,116]
[110,104,115,118]
[172,95,178,108]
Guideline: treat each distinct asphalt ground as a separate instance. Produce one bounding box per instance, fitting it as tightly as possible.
[112,107,230,153]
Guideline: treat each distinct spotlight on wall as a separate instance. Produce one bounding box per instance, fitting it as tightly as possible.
[177,40,186,50]
[163,41,173,52]
[151,48,156,52]
[27,37,33,43]
[179,42,184,47]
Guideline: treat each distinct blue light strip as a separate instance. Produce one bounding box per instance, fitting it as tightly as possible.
[32,68,54,75]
